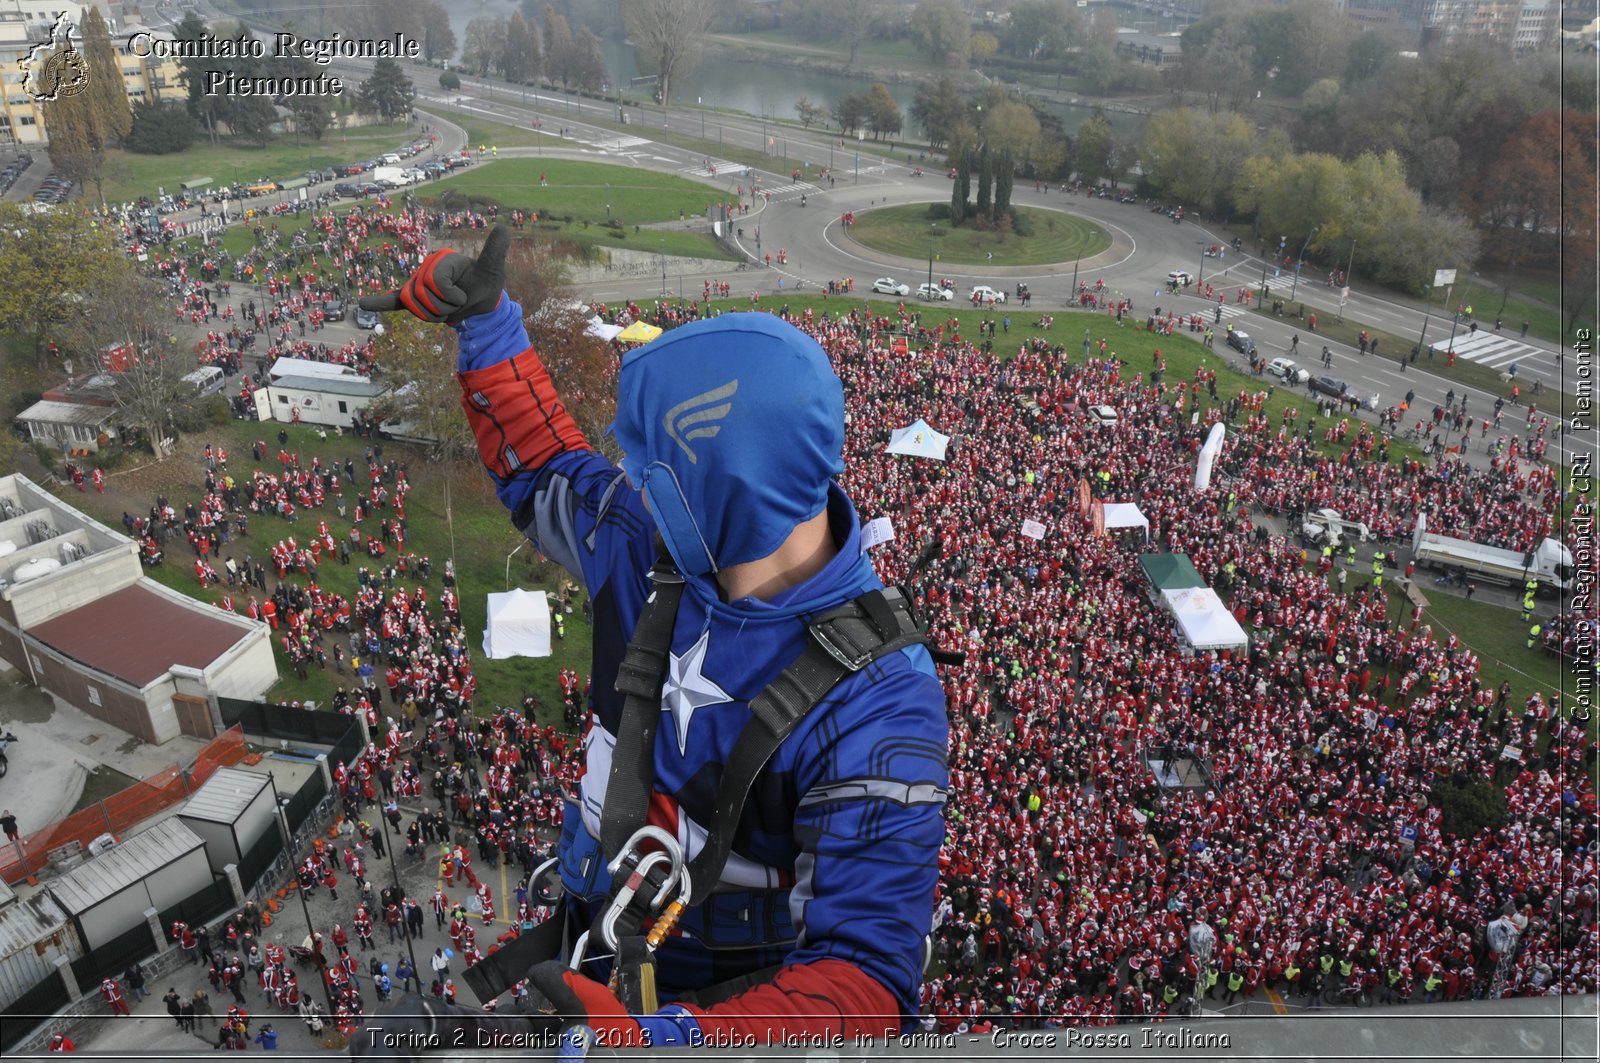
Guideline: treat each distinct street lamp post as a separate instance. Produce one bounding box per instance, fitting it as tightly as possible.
[1337,237,1357,322]
[266,772,336,1012]
[1197,240,1207,288]
[1288,226,1319,302]
[376,801,420,978]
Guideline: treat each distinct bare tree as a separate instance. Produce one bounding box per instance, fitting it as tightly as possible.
[56,266,187,457]
[621,0,718,105]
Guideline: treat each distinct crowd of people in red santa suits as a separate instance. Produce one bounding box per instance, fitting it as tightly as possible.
[751,306,1598,1030]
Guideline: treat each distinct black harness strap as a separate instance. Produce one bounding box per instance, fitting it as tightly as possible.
[595,554,935,908]
[599,553,686,860]
[681,586,931,898]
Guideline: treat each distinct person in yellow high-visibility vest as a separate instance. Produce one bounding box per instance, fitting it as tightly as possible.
[1527,623,1541,649]
[1371,552,1385,589]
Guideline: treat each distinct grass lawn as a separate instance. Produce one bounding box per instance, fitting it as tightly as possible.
[454,115,568,151]
[98,122,421,205]
[420,159,736,261]
[59,419,594,730]
[847,204,1112,267]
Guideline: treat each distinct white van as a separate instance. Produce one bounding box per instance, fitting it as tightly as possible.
[182,366,225,397]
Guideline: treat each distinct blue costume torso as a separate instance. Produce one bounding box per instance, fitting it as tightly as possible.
[456,302,949,1024]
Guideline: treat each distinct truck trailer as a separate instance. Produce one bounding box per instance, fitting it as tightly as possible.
[1410,515,1574,593]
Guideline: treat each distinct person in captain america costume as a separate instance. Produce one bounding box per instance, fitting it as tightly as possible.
[354,227,950,1052]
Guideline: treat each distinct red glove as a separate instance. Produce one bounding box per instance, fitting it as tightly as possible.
[525,961,701,1049]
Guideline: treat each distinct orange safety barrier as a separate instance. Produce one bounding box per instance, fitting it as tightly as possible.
[0,726,250,884]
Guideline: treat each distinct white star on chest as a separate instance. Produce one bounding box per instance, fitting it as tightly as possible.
[662,630,733,756]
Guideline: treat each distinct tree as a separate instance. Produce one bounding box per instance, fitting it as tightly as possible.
[833,92,870,136]
[367,315,476,461]
[981,101,1038,222]
[837,0,884,70]
[543,4,577,90]
[440,70,461,91]
[908,0,971,67]
[571,28,608,92]
[501,10,542,84]
[124,101,198,154]
[1140,107,1257,213]
[910,78,965,151]
[795,97,828,130]
[462,16,505,78]
[0,204,127,368]
[1073,110,1115,187]
[42,6,130,206]
[1465,111,1562,261]
[56,267,187,458]
[1002,1,1077,60]
[865,83,902,142]
[622,0,719,105]
[1559,111,1598,330]
[357,57,416,123]
[419,0,457,63]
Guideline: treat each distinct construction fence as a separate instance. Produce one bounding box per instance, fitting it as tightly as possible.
[0,727,249,885]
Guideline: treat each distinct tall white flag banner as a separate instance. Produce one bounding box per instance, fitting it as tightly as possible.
[1020,519,1047,540]
[1194,422,1227,492]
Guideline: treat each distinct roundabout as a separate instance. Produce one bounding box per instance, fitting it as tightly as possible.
[844,202,1111,267]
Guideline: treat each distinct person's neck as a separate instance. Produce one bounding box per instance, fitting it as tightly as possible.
[716,509,837,602]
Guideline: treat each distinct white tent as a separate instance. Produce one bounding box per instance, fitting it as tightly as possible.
[585,317,625,342]
[1101,503,1150,541]
[1160,587,1249,651]
[482,589,552,659]
[885,419,950,461]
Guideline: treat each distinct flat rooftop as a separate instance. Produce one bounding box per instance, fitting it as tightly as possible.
[26,582,252,687]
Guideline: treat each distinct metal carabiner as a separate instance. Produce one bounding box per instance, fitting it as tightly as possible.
[605,825,686,895]
[599,850,676,953]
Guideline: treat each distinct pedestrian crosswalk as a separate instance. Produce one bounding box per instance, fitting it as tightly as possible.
[594,134,652,152]
[1426,329,1542,369]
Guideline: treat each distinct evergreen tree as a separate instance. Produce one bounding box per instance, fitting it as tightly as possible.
[42,6,130,206]
[357,58,416,123]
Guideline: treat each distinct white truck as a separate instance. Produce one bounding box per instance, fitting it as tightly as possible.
[372,166,414,188]
[1410,515,1574,593]
[1299,508,1372,550]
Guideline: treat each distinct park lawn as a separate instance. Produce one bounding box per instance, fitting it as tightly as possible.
[847,203,1112,267]
[60,418,593,729]
[454,115,569,151]
[97,122,420,205]
[419,159,737,261]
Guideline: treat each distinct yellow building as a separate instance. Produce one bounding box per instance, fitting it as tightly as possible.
[1,2,182,148]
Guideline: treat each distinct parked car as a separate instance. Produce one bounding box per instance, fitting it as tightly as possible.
[360,183,384,196]
[1167,269,1192,288]
[1088,405,1119,428]
[916,282,954,301]
[333,182,361,197]
[872,277,910,297]
[323,298,346,321]
[1266,358,1309,384]
[1226,330,1256,356]
[354,307,381,329]
[969,285,1007,305]
[1309,375,1348,398]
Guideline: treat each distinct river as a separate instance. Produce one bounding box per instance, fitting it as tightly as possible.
[442,0,1145,140]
